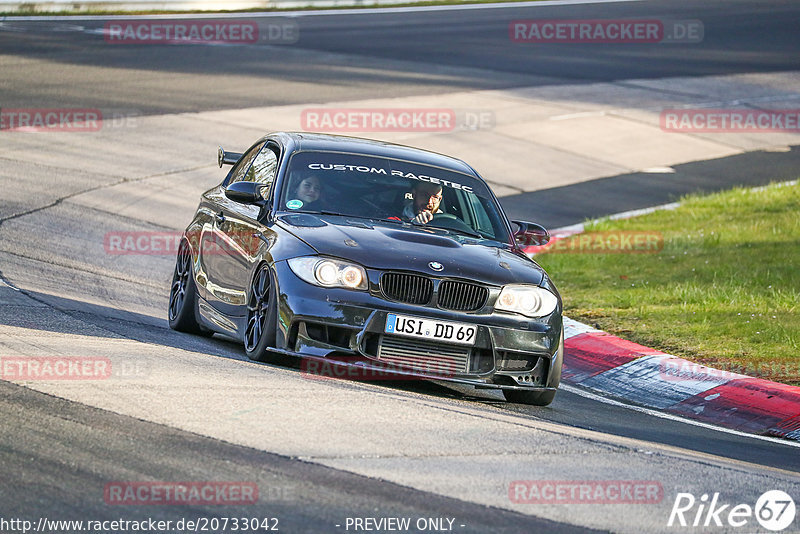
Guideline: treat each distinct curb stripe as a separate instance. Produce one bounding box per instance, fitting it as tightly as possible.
[561,383,800,449]
[667,378,800,436]
[562,332,657,382]
[579,355,736,410]
[563,316,600,339]
[561,319,800,442]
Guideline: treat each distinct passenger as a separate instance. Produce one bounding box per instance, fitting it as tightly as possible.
[402,182,443,224]
[287,175,324,210]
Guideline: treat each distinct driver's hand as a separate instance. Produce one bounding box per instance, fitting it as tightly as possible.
[412,210,434,224]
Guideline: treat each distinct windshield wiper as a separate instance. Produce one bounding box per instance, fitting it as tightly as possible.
[373,217,405,225]
[307,211,478,235]
[314,210,351,217]
[427,225,483,239]
[311,211,406,225]
[317,212,406,224]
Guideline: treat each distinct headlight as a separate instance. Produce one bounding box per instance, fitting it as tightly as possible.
[287,257,368,290]
[495,285,558,318]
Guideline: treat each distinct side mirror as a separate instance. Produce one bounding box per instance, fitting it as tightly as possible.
[225,181,266,205]
[512,220,550,247]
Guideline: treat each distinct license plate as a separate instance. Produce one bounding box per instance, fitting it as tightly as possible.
[384,314,477,346]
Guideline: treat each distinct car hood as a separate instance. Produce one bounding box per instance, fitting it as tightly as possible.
[276,213,544,286]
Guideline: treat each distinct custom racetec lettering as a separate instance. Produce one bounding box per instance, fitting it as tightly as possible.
[308,164,387,174]
[307,163,474,192]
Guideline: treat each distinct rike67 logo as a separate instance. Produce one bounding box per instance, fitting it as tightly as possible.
[668,490,796,531]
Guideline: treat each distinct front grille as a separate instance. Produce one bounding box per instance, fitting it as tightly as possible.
[438,280,488,312]
[377,335,469,375]
[381,273,433,305]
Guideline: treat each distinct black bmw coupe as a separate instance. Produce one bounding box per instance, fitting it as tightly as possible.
[169,132,563,405]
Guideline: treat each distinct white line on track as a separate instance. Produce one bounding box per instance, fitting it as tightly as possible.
[0,278,20,290]
[1,0,644,21]
[551,202,680,235]
[550,110,608,121]
[561,383,800,448]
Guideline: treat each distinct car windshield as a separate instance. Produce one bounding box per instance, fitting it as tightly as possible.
[280,150,511,243]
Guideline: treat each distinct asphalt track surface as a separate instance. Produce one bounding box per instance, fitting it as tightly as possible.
[2,1,800,532]
[1,0,799,113]
[0,380,590,533]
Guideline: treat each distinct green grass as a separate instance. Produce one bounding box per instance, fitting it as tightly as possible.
[535,181,800,386]
[0,0,547,16]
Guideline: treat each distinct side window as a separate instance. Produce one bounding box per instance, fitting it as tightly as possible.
[228,142,265,185]
[466,193,496,239]
[247,146,279,189]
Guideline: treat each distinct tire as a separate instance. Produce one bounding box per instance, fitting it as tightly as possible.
[168,240,211,336]
[244,264,278,362]
[503,389,556,406]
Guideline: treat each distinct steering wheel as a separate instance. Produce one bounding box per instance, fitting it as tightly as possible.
[429,212,477,234]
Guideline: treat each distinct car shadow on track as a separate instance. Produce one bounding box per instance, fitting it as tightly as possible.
[2,288,517,406]
[0,288,248,359]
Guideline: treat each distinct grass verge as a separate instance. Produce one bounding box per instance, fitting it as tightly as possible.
[535,181,800,386]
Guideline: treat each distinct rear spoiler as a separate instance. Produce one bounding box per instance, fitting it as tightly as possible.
[217,146,243,168]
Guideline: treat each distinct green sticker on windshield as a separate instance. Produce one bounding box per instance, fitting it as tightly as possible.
[287,199,304,210]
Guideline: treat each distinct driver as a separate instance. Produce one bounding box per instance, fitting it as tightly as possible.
[402,182,443,224]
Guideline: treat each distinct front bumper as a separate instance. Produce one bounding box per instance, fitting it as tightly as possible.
[272,261,563,391]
